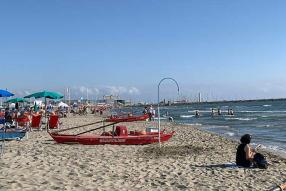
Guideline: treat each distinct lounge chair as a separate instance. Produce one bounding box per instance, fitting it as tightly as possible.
[16,116,30,129]
[30,114,42,131]
[48,115,60,129]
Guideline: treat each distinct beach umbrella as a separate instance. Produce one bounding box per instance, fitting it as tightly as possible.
[24,91,64,130]
[5,98,27,103]
[24,91,63,100]
[6,98,28,110]
[0,89,14,97]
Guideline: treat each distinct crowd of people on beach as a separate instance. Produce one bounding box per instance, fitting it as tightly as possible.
[0,101,113,124]
[142,105,175,122]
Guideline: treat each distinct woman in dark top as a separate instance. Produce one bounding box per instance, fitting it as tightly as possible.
[236,134,256,167]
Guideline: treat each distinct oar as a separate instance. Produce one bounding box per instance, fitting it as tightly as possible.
[75,122,118,136]
[53,120,104,133]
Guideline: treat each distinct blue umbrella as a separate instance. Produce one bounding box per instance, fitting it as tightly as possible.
[0,90,14,97]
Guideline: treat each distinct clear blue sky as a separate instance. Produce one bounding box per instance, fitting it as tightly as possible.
[1,0,286,102]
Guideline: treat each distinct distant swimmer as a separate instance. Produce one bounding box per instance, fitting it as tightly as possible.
[195,110,200,117]
[218,108,222,116]
[211,108,215,116]
[168,116,174,122]
[230,109,234,116]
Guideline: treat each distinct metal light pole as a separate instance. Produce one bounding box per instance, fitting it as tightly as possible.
[157,77,180,147]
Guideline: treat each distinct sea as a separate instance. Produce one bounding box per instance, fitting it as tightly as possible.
[117,99,286,158]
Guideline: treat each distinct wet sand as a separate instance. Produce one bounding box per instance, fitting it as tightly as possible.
[0,115,285,190]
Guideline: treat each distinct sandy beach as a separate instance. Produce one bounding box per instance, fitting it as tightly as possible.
[0,115,285,191]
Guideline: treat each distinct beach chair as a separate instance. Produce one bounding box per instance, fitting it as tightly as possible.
[48,115,60,129]
[30,114,42,131]
[16,117,30,129]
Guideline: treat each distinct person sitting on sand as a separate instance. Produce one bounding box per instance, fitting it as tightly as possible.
[236,134,257,167]
[4,108,13,124]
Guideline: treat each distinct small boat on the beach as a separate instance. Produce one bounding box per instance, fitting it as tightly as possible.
[49,113,174,145]
[49,125,174,145]
[105,114,149,123]
[0,128,27,140]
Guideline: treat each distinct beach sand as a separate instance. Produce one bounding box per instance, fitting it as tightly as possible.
[0,115,285,191]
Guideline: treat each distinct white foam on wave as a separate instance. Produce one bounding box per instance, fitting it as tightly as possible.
[224,132,235,136]
[256,124,272,128]
[241,110,286,113]
[203,125,230,129]
[225,117,257,121]
[180,115,194,118]
[188,110,211,113]
[185,123,202,126]
[154,117,167,120]
[263,105,272,107]
[250,143,286,158]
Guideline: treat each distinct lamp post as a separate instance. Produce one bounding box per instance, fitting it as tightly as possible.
[157,77,180,147]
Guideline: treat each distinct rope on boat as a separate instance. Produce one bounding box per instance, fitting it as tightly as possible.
[53,120,105,133]
[75,122,119,136]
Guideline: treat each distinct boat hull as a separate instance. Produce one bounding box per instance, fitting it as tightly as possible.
[49,132,174,145]
[105,114,149,123]
[48,133,79,144]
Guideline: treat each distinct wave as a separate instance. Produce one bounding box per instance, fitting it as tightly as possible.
[240,110,286,113]
[225,117,257,121]
[184,123,202,126]
[263,105,272,107]
[188,110,211,113]
[180,115,194,118]
[256,124,272,128]
[154,117,167,120]
[260,144,286,156]
[202,125,230,129]
[224,132,235,136]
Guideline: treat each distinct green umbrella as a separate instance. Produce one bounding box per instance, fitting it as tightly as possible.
[24,91,64,130]
[5,97,27,103]
[24,91,63,99]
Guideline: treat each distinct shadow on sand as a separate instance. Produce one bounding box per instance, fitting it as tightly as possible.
[140,144,215,158]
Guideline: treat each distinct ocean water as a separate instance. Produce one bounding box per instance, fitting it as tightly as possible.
[118,100,286,157]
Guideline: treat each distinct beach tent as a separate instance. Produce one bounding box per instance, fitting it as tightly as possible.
[58,102,69,108]
[24,91,64,130]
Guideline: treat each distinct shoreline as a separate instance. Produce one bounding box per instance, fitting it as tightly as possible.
[177,122,286,160]
[0,115,286,190]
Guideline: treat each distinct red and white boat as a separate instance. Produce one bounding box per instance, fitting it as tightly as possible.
[48,113,174,145]
[49,125,174,145]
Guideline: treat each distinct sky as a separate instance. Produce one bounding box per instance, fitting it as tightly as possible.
[1,0,286,102]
